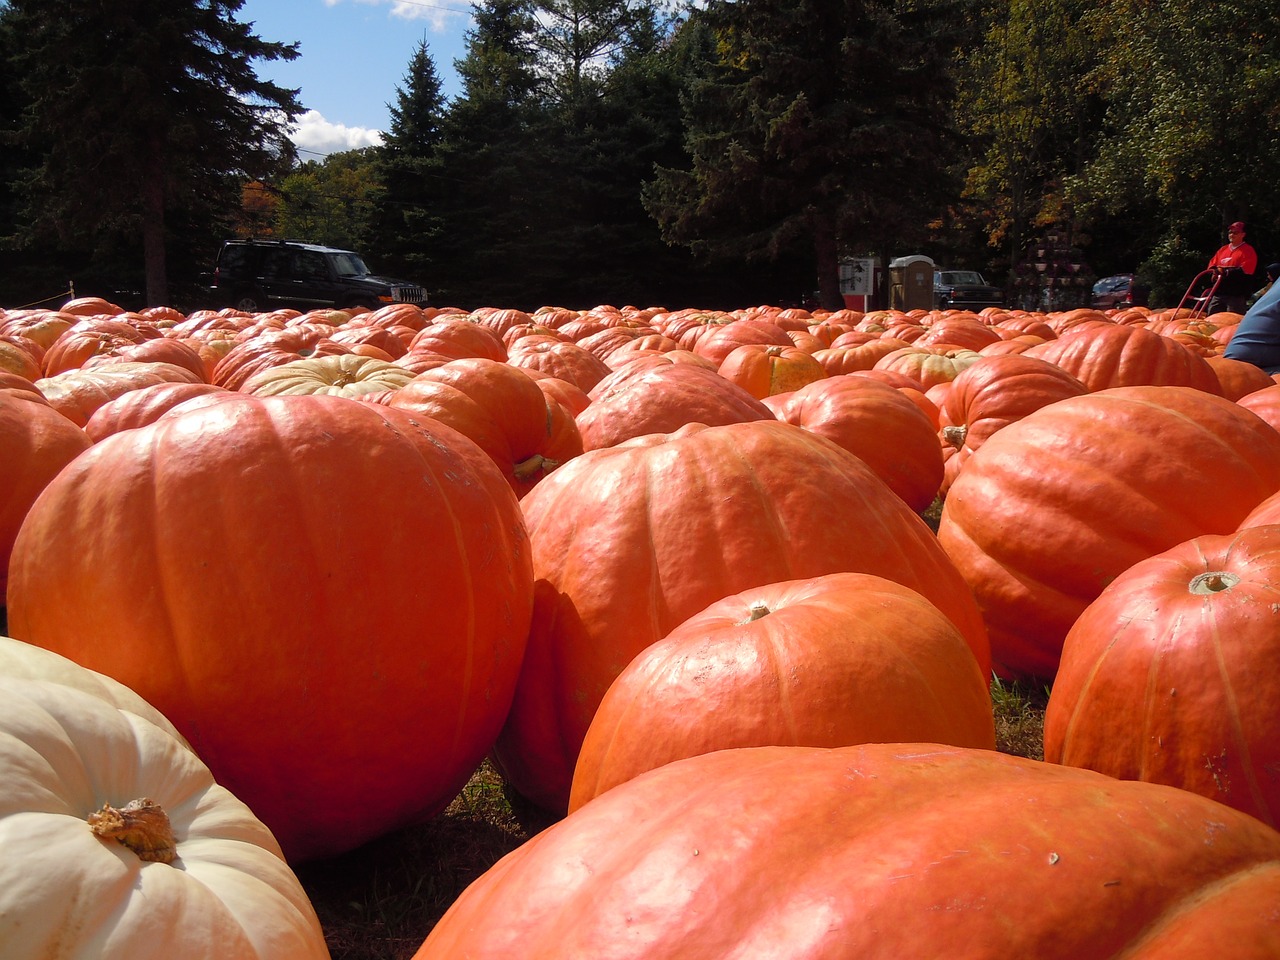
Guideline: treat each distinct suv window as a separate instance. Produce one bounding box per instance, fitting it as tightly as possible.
[330,252,370,278]
[291,250,330,281]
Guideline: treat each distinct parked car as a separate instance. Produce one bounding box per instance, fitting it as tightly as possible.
[1091,273,1142,310]
[210,239,427,313]
[933,269,1005,311]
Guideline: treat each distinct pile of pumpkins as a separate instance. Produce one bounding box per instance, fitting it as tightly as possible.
[3,294,1280,958]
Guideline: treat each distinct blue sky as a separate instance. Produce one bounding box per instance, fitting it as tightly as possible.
[237,0,477,159]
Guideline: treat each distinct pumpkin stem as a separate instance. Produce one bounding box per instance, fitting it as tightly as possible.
[741,601,772,624]
[1188,571,1240,595]
[941,424,967,449]
[514,454,559,481]
[87,798,178,864]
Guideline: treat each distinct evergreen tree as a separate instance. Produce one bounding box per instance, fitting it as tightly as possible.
[530,2,712,306]
[644,0,973,309]
[529,0,658,105]
[2,0,301,305]
[430,0,545,306]
[368,39,447,283]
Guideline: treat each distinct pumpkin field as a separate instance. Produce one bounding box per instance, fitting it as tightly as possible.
[4,295,1280,958]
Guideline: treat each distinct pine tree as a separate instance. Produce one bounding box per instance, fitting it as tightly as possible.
[430,0,545,306]
[368,39,448,284]
[2,0,301,305]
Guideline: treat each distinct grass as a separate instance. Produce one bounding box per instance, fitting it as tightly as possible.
[295,676,1050,958]
[989,674,1050,761]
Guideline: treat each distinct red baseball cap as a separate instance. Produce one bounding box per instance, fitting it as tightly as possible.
[1229,221,1246,233]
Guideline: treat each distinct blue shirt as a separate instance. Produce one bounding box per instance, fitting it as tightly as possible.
[1223,280,1280,373]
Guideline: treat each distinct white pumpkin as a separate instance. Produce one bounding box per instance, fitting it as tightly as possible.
[0,635,191,746]
[0,663,330,959]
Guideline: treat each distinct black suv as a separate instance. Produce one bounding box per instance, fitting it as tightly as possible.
[933,269,1005,311]
[211,240,427,312]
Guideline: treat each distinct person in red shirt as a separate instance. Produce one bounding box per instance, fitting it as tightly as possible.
[1207,221,1259,313]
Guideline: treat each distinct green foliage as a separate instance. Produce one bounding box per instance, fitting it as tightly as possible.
[274,150,382,251]
[644,0,972,309]
[954,0,1102,268]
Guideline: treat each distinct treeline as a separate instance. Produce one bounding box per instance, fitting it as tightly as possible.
[2,0,1279,312]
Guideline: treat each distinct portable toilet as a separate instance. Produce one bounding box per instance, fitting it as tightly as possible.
[889,255,936,311]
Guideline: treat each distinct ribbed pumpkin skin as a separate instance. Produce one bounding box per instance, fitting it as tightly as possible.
[773,375,943,512]
[939,354,1088,457]
[938,386,1280,679]
[416,743,1280,960]
[494,420,989,813]
[938,354,1089,495]
[715,343,827,399]
[387,358,583,497]
[575,361,774,451]
[239,353,417,397]
[6,394,534,862]
[1024,322,1222,393]
[83,380,227,441]
[1045,526,1280,826]
[35,361,205,427]
[568,573,994,812]
[0,392,93,594]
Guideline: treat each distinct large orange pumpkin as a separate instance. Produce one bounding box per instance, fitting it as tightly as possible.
[1024,322,1221,393]
[715,343,826,399]
[1045,525,1280,827]
[938,385,1280,679]
[575,360,773,451]
[506,336,611,392]
[494,419,989,812]
[568,573,994,811]
[416,743,1280,959]
[937,353,1088,494]
[387,358,583,497]
[772,375,943,512]
[0,392,93,595]
[6,394,534,861]
[33,361,206,427]
[83,381,228,442]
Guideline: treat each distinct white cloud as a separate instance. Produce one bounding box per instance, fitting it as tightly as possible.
[324,0,470,33]
[288,110,384,156]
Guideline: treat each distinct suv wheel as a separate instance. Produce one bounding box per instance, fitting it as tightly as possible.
[233,290,265,313]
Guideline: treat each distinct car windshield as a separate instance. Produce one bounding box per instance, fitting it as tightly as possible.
[1095,276,1130,293]
[329,252,370,278]
[939,271,984,286]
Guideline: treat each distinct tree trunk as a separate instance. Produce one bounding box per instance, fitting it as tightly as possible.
[141,155,169,306]
[812,210,843,310]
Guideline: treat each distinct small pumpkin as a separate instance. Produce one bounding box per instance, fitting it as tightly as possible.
[569,573,994,811]
[1045,524,1280,826]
